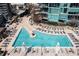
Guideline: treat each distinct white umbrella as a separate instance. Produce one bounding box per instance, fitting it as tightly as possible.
[20,42,27,55]
[8,25,13,30]
[5,23,9,27]
[22,42,25,46]
[6,25,12,31]
[55,42,60,55]
[12,23,16,28]
[22,42,27,51]
[22,42,26,48]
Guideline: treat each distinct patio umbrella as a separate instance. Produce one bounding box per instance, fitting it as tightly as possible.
[20,42,27,55]
[5,24,9,27]
[12,23,17,28]
[22,42,26,51]
[6,25,13,31]
[55,42,60,55]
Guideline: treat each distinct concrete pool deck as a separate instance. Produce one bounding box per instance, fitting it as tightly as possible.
[7,16,79,47]
[0,16,79,56]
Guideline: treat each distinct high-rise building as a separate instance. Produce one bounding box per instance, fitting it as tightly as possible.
[0,3,14,27]
[0,14,6,27]
[0,3,13,20]
[39,3,79,23]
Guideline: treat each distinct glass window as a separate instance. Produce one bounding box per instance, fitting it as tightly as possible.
[48,14,59,21]
[68,12,79,14]
[68,15,79,20]
[68,15,74,20]
[61,8,67,13]
[69,9,79,12]
[48,8,51,13]
[70,3,79,7]
[63,3,68,7]
[44,3,48,6]
[60,14,68,20]
[48,8,59,14]
[64,8,67,13]
[49,3,60,7]
[42,8,48,12]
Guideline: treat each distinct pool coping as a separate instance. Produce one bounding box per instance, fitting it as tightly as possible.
[66,34,76,47]
[12,27,74,48]
[10,26,22,47]
[13,46,74,48]
[34,28,75,47]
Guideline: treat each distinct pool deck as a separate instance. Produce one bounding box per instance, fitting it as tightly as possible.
[6,16,34,50]
[6,47,77,56]
[0,16,79,56]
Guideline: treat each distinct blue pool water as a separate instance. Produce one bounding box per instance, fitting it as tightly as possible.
[13,28,72,47]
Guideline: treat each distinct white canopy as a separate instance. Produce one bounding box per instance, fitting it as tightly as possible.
[55,42,60,54]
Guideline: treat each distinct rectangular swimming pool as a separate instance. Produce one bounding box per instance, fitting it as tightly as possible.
[13,28,72,47]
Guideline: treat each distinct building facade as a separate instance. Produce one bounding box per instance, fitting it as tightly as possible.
[0,14,6,27]
[0,3,15,27]
[0,3,14,20]
[39,3,79,23]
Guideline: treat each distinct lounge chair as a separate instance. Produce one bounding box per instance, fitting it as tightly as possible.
[1,44,8,47]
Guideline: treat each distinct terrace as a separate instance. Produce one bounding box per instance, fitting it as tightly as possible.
[0,3,79,56]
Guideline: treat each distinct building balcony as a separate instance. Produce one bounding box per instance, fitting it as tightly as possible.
[39,11,48,14]
[69,7,79,9]
[68,13,79,15]
[34,8,40,11]
[0,3,7,4]
[40,5,48,8]
[42,17,48,19]
[34,12,41,14]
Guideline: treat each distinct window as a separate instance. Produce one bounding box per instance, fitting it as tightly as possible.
[48,8,59,14]
[42,8,48,12]
[48,8,51,13]
[68,15,75,20]
[43,3,48,6]
[64,8,67,13]
[49,3,60,7]
[61,8,67,13]
[70,3,79,7]
[60,14,68,20]
[63,3,68,7]
[68,12,79,14]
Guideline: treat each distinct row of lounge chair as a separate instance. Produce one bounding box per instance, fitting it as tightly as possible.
[6,47,77,56]
[73,30,79,36]
[38,24,64,30]
[36,27,65,34]
[29,20,65,31]
[1,26,17,48]
[68,33,79,47]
